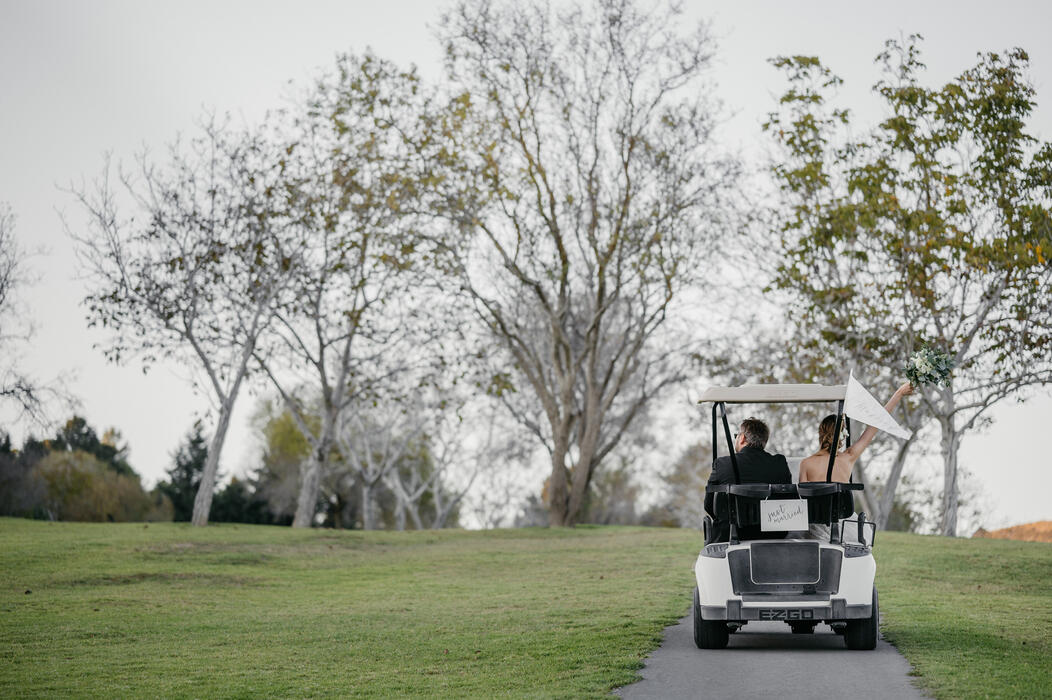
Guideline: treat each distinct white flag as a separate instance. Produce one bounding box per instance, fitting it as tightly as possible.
[844,371,912,440]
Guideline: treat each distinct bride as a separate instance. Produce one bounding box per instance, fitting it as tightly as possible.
[798,381,914,484]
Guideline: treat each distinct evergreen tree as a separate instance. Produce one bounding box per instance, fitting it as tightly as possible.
[157,422,208,521]
[211,478,274,524]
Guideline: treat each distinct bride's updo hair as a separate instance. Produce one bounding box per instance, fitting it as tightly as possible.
[818,414,843,453]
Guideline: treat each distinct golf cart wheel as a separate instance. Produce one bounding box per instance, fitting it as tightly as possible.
[844,587,878,650]
[693,587,729,650]
[789,621,817,634]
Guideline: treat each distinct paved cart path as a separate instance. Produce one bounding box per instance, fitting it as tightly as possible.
[616,613,927,699]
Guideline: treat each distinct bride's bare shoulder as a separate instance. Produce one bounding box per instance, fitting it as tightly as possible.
[798,453,822,480]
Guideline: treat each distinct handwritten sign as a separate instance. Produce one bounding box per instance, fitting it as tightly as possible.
[760,499,808,532]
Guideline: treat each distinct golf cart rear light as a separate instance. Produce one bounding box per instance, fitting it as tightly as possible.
[703,543,728,558]
[843,544,870,558]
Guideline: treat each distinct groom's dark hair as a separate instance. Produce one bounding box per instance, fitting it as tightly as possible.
[739,418,770,449]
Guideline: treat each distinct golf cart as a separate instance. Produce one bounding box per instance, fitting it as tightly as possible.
[693,384,881,651]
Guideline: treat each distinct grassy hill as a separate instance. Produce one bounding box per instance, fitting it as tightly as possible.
[875,531,1051,699]
[1,519,1048,698]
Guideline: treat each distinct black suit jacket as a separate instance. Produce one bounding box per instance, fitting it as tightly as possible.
[704,446,792,543]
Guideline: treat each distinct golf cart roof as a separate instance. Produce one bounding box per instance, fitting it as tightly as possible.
[698,384,847,404]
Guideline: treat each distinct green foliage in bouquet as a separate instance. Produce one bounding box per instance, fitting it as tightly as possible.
[905,346,955,387]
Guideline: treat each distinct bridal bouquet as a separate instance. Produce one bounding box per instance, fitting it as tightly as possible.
[905,346,954,387]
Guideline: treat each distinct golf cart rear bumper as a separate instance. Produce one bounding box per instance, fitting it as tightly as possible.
[701,599,872,621]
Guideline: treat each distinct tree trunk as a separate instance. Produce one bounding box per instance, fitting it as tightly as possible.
[407,504,423,531]
[191,399,235,527]
[566,422,600,525]
[361,480,375,530]
[292,408,339,528]
[938,414,960,537]
[292,451,324,528]
[876,437,915,530]
[548,431,571,527]
[395,497,406,531]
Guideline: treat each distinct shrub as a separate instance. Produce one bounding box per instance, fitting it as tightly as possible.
[32,451,155,522]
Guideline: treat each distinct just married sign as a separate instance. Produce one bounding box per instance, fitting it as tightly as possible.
[760,499,809,532]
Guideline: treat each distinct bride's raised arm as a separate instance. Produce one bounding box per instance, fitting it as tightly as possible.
[845,382,914,459]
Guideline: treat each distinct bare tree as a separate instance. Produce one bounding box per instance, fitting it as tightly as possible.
[334,396,426,530]
[381,395,513,529]
[254,52,437,528]
[436,0,738,526]
[69,118,297,526]
[0,204,50,425]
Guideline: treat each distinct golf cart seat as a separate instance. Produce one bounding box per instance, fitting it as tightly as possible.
[705,482,860,543]
[704,483,796,542]
[798,482,860,525]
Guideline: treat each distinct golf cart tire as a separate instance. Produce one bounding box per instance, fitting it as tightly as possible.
[845,587,878,650]
[693,587,729,649]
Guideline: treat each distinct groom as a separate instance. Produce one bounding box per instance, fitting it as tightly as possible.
[704,417,792,543]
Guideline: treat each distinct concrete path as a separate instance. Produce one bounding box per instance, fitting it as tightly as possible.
[616,612,927,699]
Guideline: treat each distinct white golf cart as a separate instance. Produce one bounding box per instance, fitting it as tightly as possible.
[693,384,880,651]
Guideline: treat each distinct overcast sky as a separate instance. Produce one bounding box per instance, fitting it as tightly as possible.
[1,0,1050,529]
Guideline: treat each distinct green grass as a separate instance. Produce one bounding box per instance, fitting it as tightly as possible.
[1,520,1049,698]
[874,532,1052,699]
[0,519,699,698]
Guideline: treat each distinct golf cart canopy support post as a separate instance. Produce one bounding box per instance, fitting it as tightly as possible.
[714,402,741,485]
[825,400,846,484]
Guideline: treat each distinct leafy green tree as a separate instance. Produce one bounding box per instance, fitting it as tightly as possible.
[250,404,312,524]
[766,37,1052,535]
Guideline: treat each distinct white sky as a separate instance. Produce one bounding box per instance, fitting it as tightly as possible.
[1,0,1049,529]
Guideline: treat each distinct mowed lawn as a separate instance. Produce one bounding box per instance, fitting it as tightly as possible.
[0,519,699,698]
[875,532,1052,700]
[1,520,1050,698]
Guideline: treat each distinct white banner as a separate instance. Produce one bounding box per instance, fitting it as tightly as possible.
[844,371,912,440]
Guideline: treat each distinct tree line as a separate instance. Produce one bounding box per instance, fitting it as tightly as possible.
[1,2,1049,535]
